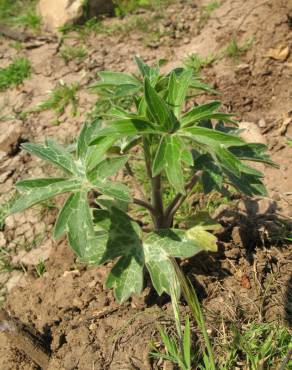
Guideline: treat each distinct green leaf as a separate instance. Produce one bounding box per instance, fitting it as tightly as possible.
[214,145,241,177]
[90,118,157,144]
[144,77,177,131]
[194,153,223,193]
[229,143,277,167]
[93,180,132,202]
[95,71,141,87]
[22,139,77,174]
[86,136,117,172]
[9,179,82,215]
[185,226,217,252]
[53,193,77,239]
[77,121,102,159]
[66,191,108,263]
[180,126,245,147]
[93,156,128,180]
[134,56,152,78]
[183,316,191,369]
[144,228,214,295]
[181,102,236,127]
[164,136,185,194]
[16,178,66,191]
[106,254,144,302]
[225,170,267,196]
[152,136,167,176]
[167,69,192,117]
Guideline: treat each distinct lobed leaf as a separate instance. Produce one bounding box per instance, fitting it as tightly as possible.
[16,178,66,191]
[181,101,236,127]
[90,118,157,144]
[22,139,77,175]
[10,179,82,215]
[144,77,177,132]
[180,126,245,147]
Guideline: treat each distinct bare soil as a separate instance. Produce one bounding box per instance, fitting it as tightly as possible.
[0,0,291,369]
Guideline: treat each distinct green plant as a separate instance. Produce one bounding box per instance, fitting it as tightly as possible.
[113,0,163,16]
[34,81,80,118]
[199,0,220,28]
[225,37,254,59]
[184,53,216,74]
[4,57,276,302]
[0,0,41,30]
[221,322,292,369]
[60,45,87,63]
[35,260,46,277]
[0,57,31,91]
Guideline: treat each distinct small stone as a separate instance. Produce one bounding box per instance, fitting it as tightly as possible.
[38,0,114,33]
[0,120,23,153]
[6,271,26,292]
[0,232,6,248]
[258,118,266,128]
[12,240,52,267]
[238,121,267,144]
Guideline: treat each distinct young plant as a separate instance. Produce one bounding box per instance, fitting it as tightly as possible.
[183,53,216,74]
[4,57,276,302]
[34,81,80,118]
[60,45,88,64]
[0,57,31,91]
[225,37,254,59]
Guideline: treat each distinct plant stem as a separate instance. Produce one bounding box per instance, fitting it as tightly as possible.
[152,174,164,229]
[142,137,165,229]
[133,198,155,213]
[164,170,203,228]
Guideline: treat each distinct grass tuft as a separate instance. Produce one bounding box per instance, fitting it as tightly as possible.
[34,81,80,118]
[0,57,31,91]
[225,37,254,59]
[184,53,216,74]
[60,45,88,63]
[0,0,41,30]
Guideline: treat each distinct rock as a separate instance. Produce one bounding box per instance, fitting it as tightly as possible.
[0,232,6,248]
[0,120,23,153]
[12,240,53,267]
[238,121,267,144]
[258,118,266,128]
[6,271,26,292]
[87,0,114,18]
[38,0,114,33]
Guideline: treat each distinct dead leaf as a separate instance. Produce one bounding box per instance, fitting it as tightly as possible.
[241,274,251,289]
[265,44,290,61]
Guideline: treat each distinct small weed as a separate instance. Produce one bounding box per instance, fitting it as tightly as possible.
[60,45,88,63]
[184,53,216,74]
[0,57,31,91]
[199,0,220,28]
[114,0,166,16]
[222,322,292,369]
[35,260,46,277]
[0,248,12,273]
[35,81,80,118]
[225,37,254,59]
[0,0,41,31]
[9,41,23,51]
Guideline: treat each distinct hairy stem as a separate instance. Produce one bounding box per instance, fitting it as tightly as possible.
[164,170,203,228]
[142,137,164,229]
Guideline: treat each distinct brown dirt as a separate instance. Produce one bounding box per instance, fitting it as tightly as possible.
[0,0,292,369]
